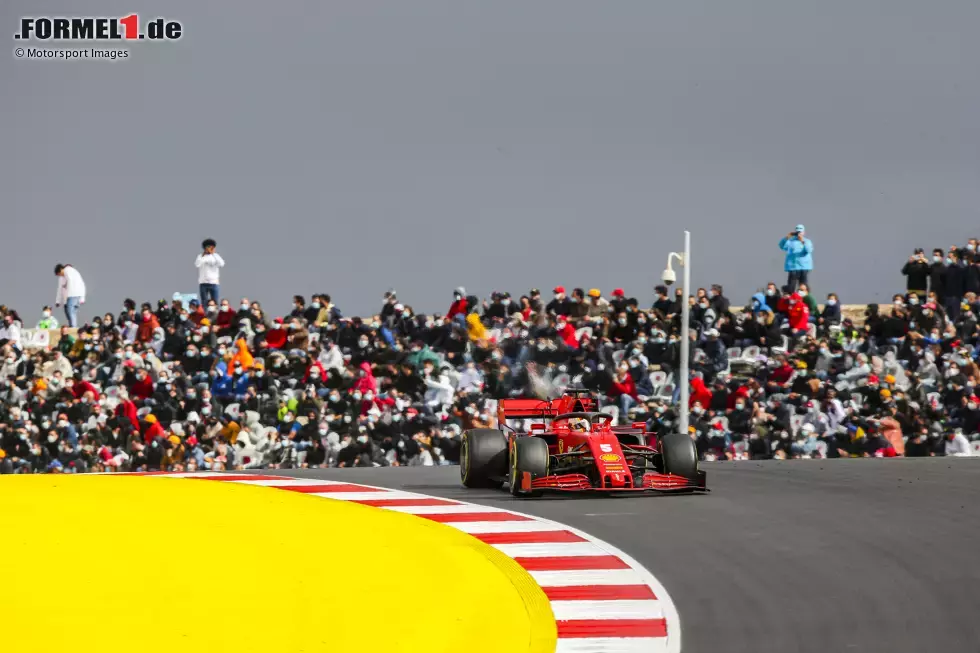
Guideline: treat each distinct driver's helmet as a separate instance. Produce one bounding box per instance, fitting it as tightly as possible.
[568,417,590,432]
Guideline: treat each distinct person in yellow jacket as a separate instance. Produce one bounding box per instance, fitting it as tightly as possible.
[219,419,241,444]
[466,313,488,343]
[161,435,186,470]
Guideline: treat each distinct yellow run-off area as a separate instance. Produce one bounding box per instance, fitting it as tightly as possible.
[0,475,557,653]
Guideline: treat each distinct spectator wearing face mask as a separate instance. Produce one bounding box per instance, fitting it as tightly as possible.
[708,285,730,316]
[447,287,469,324]
[942,250,967,319]
[902,249,930,298]
[797,284,819,319]
[778,224,814,293]
[36,306,59,330]
[819,293,841,330]
[547,287,570,317]
[137,308,160,344]
[777,292,810,337]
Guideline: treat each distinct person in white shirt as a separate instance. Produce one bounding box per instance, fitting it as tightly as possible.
[0,313,22,349]
[54,263,87,327]
[195,238,225,305]
[945,430,974,457]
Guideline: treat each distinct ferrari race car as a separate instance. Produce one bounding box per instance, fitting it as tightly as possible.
[460,390,707,497]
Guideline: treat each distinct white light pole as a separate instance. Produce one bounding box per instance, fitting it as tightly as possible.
[662,231,691,437]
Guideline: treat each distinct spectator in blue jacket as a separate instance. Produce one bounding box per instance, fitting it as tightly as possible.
[779,224,814,293]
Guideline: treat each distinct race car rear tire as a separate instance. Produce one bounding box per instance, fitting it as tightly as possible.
[509,436,549,497]
[460,428,508,488]
[660,431,699,481]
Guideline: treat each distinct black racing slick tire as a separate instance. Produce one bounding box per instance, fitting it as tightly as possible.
[660,432,699,481]
[509,436,549,497]
[460,429,508,488]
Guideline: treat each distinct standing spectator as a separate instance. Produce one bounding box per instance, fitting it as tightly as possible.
[943,250,966,320]
[195,239,225,306]
[54,263,86,328]
[778,224,814,293]
[902,249,930,298]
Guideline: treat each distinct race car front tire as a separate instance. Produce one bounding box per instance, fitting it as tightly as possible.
[509,436,549,497]
[460,428,508,488]
[660,431,699,481]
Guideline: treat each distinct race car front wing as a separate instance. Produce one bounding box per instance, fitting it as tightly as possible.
[528,471,708,493]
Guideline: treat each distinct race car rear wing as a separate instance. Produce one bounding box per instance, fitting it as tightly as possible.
[497,393,598,423]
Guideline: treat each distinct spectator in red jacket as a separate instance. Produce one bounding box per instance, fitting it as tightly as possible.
[777,292,810,334]
[555,318,579,349]
[609,362,639,416]
[137,307,160,344]
[263,318,288,350]
[187,300,206,326]
[143,413,165,444]
[115,394,139,433]
[768,355,795,391]
[128,368,154,401]
[447,287,468,322]
[690,376,713,409]
[353,362,377,395]
[68,377,100,403]
[303,360,327,384]
[213,299,236,336]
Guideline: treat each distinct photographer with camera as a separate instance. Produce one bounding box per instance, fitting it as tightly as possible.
[195,238,225,306]
[902,248,930,299]
[778,224,814,293]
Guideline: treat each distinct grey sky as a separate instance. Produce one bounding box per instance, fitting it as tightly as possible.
[3,0,978,322]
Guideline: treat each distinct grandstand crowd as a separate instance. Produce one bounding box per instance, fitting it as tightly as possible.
[1,232,978,474]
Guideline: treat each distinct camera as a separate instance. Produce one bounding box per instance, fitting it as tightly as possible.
[661,268,676,286]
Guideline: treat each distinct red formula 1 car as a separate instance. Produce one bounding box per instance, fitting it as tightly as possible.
[460,390,707,497]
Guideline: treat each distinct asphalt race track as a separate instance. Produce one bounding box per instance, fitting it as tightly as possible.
[265,460,980,653]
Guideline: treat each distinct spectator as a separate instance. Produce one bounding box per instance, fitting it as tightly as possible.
[778,225,814,293]
[943,250,967,319]
[37,306,59,330]
[902,249,930,299]
[195,238,225,305]
[54,263,87,328]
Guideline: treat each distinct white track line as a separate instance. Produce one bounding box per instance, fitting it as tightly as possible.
[530,569,650,587]
[492,542,611,558]
[550,599,664,621]
[446,520,568,534]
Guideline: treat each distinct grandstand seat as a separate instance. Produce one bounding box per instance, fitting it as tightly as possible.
[742,346,761,360]
[575,327,593,341]
[790,414,804,435]
[649,371,668,394]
